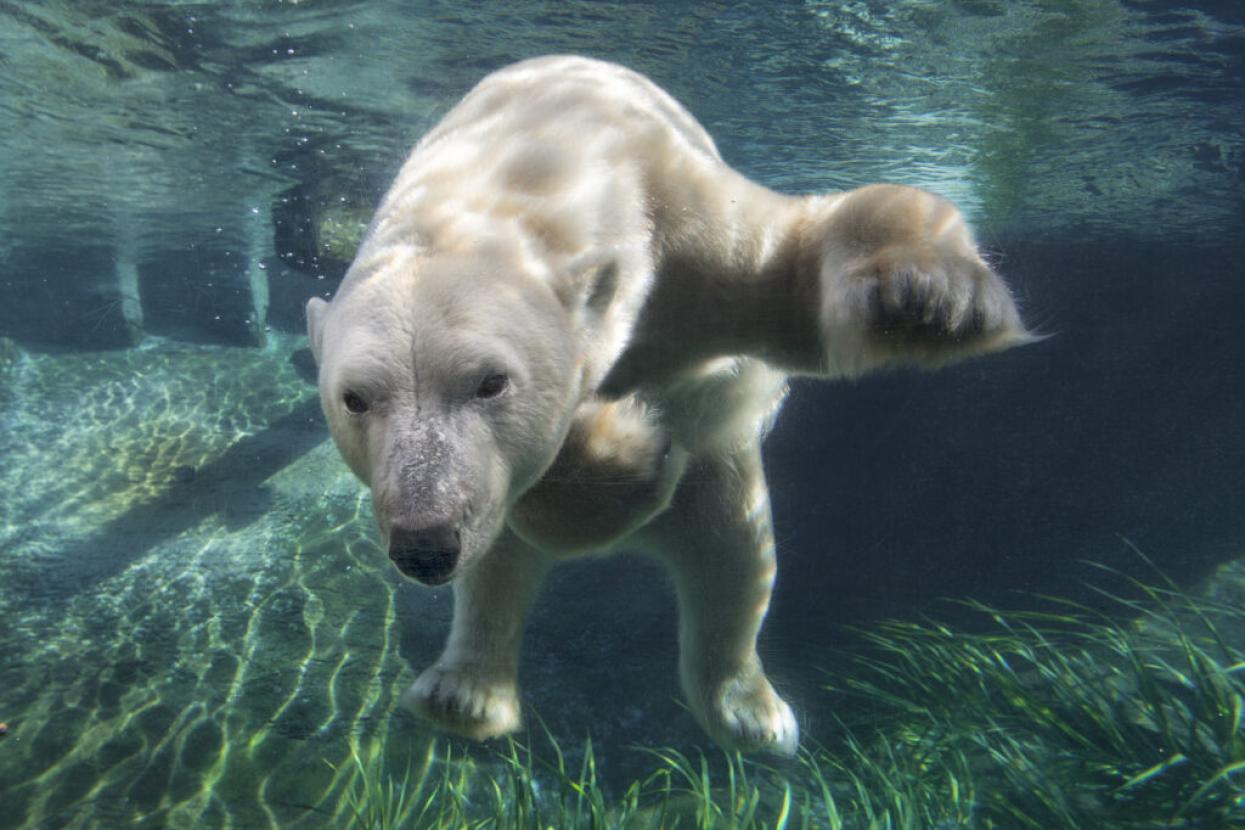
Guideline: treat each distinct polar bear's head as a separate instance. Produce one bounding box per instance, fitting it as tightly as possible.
[306,249,610,585]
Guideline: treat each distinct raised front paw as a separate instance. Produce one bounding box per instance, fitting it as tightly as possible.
[862,243,1018,345]
[818,184,1032,372]
[401,662,521,741]
[689,666,799,757]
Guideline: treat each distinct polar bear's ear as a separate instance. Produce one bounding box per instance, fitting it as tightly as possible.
[306,296,329,364]
[556,250,618,323]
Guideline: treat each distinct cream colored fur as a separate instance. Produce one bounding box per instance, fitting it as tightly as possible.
[306,55,1030,755]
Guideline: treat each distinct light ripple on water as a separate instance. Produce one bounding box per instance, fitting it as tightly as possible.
[0,334,437,827]
[0,1,1240,254]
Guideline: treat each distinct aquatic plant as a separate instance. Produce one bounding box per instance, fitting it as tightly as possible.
[824,577,1245,827]
[332,569,1245,828]
[327,741,420,829]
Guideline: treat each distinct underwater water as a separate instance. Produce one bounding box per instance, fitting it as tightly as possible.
[1,1,1243,827]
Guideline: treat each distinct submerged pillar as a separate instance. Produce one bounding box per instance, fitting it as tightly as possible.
[115,248,144,346]
[246,203,272,347]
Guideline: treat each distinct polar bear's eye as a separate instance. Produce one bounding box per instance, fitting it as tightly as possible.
[342,390,370,414]
[476,373,510,399]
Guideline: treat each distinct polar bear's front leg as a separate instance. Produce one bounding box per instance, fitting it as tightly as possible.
[402,532,549,741]
[812,183,1032,375]
[643,446,798,756]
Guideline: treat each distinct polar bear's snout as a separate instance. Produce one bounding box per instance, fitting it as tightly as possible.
[388,524,461,585]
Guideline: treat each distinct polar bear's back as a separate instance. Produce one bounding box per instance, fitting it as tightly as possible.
[420,55,721,164]
[369,56,727,260]
[361,55,727,284]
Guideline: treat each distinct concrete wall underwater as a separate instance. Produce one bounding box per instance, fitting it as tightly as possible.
[0,203,332,352]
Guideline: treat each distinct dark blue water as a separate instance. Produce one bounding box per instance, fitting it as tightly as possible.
[1,2,1242,827]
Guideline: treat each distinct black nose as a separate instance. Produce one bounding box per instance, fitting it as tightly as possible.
[388,524,460,585]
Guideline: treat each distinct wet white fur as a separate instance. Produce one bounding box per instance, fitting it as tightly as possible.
[307,56,1029,755]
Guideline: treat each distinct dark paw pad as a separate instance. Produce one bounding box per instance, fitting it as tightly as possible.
[861,249,1024,356]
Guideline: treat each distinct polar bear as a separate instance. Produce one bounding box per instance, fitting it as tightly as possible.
[305,55,1030,755]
